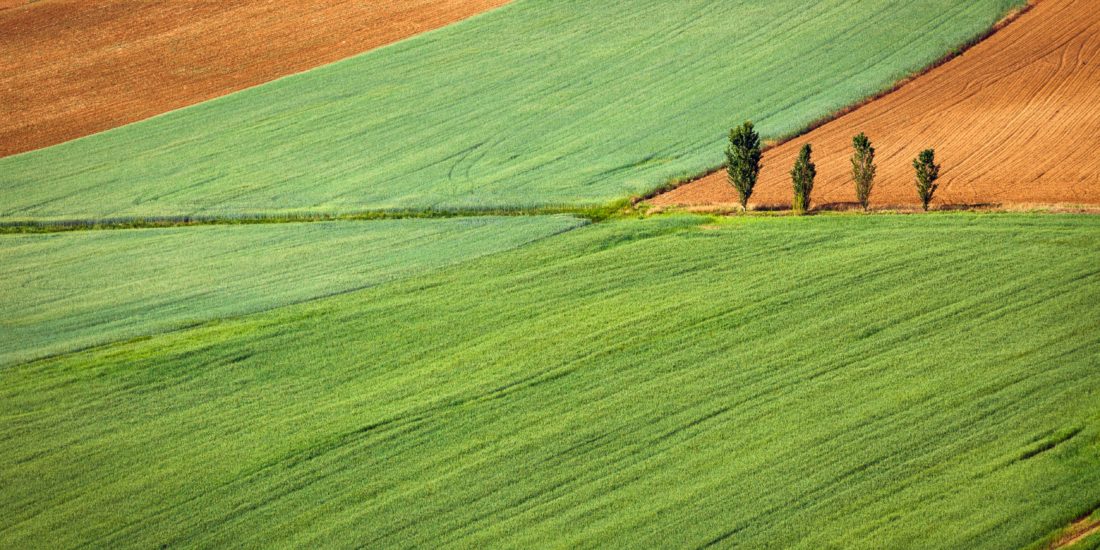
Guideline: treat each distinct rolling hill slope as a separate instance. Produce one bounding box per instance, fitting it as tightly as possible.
[0,0,1023,222]
[652,0,1100,209]
[2,214,1098,547]
[0,0,510,156]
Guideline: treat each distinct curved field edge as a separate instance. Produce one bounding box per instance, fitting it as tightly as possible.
[2,213,1098,547]
[652,0,1100,210]
[0,0,1023,222]
[0,0,511,156]
[0,215,584,367]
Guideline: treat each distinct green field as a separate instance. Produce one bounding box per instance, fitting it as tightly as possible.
[2,0,1093,546]
[3,214,1097,548]
[0,216,583,366]
[0,0,1022,222]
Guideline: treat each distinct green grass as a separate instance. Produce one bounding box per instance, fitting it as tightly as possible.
[1080,538,1100,550]
[3,213,1098,548]
[0,215,584,366]
[1075,530,1100,550]
[0,0,1022,222]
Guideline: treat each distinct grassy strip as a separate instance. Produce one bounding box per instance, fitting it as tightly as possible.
[647,203,1100,218]
[3,214,1098,548]
[7,195,1095,236]
[0,201,626,234]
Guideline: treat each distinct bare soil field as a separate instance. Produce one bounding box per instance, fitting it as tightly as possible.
[0,0,509,157]
[652,0,1100,210]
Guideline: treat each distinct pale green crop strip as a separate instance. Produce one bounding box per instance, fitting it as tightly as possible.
[0,0,1022,222]
[0,215,584,366]
[2,214,1097,548]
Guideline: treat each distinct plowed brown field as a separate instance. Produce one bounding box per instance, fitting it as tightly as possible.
[652,0,1100,210]
[0,0,509,157]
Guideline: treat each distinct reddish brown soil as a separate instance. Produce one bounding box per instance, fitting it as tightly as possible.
[0,0,510,157]
[652,0,1100,210]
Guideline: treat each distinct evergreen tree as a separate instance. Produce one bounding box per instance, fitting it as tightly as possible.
[726,121,762,211]
[913,149,941,211]
[851,133,876,211]
[790,143,816,214]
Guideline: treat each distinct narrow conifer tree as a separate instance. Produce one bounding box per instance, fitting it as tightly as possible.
[913,149,941,211]
[790,143,816,214]
[851,133,876,211]
[726,121,762,211]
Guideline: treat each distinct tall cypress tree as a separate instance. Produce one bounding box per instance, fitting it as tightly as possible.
[790,143,816,215]
[851,133,876,211]
[726,121,762,211]
[913,149,941,211]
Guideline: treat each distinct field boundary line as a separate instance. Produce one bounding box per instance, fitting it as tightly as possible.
[0,202,626,234]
